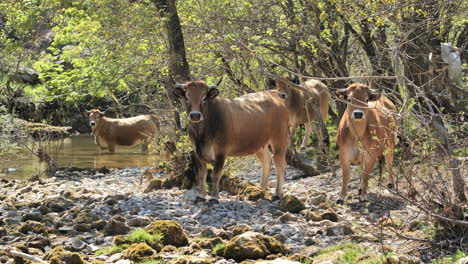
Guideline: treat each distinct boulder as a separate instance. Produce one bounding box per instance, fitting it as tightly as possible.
[229,224,251,236]
[44,246,86,264]
[145,220,188,247]
[18,220,48,235]
[103,219,130,236]
[223,231,289,261]
[122,243,156,261]
[279,195,305,214]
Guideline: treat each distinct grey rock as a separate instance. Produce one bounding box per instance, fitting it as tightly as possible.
[68,237,87,251]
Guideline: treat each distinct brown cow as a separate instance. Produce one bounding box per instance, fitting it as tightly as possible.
[86,109,160,153]
[270,76,330,149]
[172,79,290,203]
[335,83,397,203]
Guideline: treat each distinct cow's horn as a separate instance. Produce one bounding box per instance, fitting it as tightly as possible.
[85,109,91,113]
[208,77,223,89]
[170,75,187,89]
[369,89,380,94]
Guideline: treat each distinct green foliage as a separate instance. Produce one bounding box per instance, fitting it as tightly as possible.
[432,250,467,264]
[212,242,227,257]
[95,245,126,256]
[127,229,163,245]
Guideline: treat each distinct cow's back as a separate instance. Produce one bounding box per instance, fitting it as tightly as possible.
[211,92,289,156]
[96,115,158,146]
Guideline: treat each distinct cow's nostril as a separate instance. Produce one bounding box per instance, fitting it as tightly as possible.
[90,122,96,126]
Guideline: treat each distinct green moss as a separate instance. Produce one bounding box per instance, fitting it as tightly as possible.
[90,260,105,264]
[145,220,188,247]
[135,260,163,264]
[122,243,156,261]
[160,245,177,253]
[241,186,264,201]
[170,256,214,264]
[212,242,227,257]
[431,250,467,264]
[230,224,251,236]
[18,220,48,235]
[223,232,289,261]
[44,246,86,264]
[288,253,313,264]
[197,237,223,249]
[95,245,127,256]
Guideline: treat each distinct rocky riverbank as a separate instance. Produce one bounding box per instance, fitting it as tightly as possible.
[0,165,451,263]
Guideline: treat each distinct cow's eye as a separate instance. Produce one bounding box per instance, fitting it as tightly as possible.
[365,98,369,102]
[347,98,351,102]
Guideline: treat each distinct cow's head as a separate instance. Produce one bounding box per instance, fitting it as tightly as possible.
[336,83,381,120]
[172,78,222,123]
[86,109,106,128]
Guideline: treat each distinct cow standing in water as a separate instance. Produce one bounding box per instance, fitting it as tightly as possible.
[172,79,290,203]
[86,109,160,153]
[335,83,397,204]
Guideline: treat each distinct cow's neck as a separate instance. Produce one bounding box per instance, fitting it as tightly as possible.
[93,118,109,136]
[345,113,368,141]
[187,100,223,157]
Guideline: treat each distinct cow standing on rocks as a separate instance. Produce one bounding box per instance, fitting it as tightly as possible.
[335,83,397,204]
[172,78,290,203]
[86,109,160,153]
[269,75,330,150]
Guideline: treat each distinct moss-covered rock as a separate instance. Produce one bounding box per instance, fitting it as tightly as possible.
[304,210,322,222]
[18,221,48,235]
[122,243,156,261]
[223,231,289,261]
[160,245,177,252]
[279,195,305,214]
[91,219,106,230]
[170,256,214,264]
[320,209,339,222]
[145,220,188,247]
[90,260,105,264]
[196,237,223,249]
[288,253,313,263]
[113,235,131,246]
[144,179,163,193]
[230,224,251,236]
[44,246,85,264]
[241,186,264,201]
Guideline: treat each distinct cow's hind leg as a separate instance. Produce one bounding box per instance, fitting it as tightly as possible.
[384,149,395,190]
[210,155,226,203]
[271,142,287,200]
[141,140,149,152]
[108,143,115,153]
[255,145,272,192]
[300,123,312,150]
[359,155,377,200]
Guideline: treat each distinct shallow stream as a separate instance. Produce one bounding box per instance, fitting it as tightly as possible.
[1,134,153,179]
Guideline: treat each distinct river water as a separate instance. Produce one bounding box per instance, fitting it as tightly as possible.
[1,134,154,179]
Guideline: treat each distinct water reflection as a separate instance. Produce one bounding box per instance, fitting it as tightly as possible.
[1,134,153,179]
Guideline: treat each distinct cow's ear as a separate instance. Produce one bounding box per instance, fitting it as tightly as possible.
[368,90,381,101]
[206,88,219,100]
[172,87,187,100]
[336,89,348,100]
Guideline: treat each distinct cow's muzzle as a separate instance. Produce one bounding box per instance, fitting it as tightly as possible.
[188,111,203,123]
[352,110,364,119]
[90,121,96,127]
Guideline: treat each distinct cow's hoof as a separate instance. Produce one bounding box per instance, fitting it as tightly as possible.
[358,188,363,195]
[387,183,395,189]
[336,199,344,205]
[272,195,281,201]
[194,196,206,204]
[208,198,219,206]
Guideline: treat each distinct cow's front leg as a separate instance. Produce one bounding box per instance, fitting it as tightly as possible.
[195,157,208,203]
[210,155,226,203]
[108,143,116,153]
[337,148,352,204]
